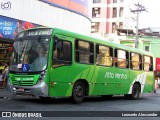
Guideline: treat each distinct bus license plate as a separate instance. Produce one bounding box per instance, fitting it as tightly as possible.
[18,88,24,92]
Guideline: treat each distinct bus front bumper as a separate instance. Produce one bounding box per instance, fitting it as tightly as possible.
[8,81,48,97]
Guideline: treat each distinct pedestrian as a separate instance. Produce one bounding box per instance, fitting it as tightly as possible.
[0,61,5,74]
[154,77,160,94]
[158,78,160,88]
[0,63,9,89]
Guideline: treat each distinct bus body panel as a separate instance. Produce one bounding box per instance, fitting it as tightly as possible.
[9,73,49,97]
[143,72,154,93]
[127,71,154,94]
[93,66,129,95]
[49,64,95,97]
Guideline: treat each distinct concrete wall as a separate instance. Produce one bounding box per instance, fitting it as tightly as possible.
[0,0,91,35]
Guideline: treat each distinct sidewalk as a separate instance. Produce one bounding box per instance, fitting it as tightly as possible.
[0,84,12,98]
[154,88,160,94]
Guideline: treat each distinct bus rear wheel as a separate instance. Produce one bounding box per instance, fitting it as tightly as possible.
[72,81,85,103]
[125,83,141,100]
[131,83,141,100]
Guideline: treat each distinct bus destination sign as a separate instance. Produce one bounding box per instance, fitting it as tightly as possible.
[27,28,52,36]
[17,28,53,38]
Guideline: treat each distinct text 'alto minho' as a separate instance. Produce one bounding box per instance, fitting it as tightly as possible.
[104,72,127,79]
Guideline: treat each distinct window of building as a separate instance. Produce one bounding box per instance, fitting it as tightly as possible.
[91,22,100,33]
[113,0,117,3]
[92,8,100,18]
[75,40,94,64]
[52,39,72,67]
[119,22,123,29]
[113,8,117,18]
[145,46,149,52]
[93,0,101,3]
[112,22,116,33]
[119,7,123,17]
[115,49,129,68]
[96,45,113,66]
[120,0,124,2]
[143,56,153,71]
[130,53,142,70]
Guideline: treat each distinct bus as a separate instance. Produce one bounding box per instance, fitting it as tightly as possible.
[8,27,154,103]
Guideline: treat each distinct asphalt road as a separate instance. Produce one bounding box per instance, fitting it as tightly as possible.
[0,88,160,120]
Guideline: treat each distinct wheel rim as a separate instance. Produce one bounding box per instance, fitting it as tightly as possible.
[75,84,84,97]
[133,85,139,98]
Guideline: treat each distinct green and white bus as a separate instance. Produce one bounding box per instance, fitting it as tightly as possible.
[8,27,154,103]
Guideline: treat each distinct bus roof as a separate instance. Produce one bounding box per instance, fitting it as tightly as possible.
[18,27,153,56]
[52,28,153,57]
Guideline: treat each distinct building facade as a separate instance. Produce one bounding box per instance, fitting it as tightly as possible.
[0,0,92,36]
[91,0,136,39]
[0,0,91,63]
[120,35,160,58]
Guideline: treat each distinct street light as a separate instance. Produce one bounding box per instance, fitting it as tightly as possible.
[130,3,147,49]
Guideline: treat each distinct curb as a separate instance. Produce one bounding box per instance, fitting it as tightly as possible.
[0,96,11,99]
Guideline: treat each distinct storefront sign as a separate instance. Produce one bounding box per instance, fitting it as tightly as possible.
[0,16,17,39]
[156,58,160,70]
[0,16,42,39]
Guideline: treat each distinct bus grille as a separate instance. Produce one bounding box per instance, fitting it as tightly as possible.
[11,76,35,86]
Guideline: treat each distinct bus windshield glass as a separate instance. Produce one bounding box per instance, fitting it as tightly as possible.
[10,38,50,72]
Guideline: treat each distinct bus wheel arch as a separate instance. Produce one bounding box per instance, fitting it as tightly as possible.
[125,82,141,100]
[72,79,89,103]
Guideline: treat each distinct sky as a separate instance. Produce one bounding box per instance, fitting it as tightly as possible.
[133,0,160,28]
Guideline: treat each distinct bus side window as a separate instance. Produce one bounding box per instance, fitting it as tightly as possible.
[143,56,150,71]
[96,44,113,66]
[75,40,94,64]
[139,55,143,70]
[149,57,153,71]
[143,56,153,71]
[114,49,118,66]
[130,53,141,70]
[116,49,128,68]
[126,51,129,68]
[52,39,72,67]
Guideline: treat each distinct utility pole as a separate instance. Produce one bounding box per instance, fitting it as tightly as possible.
[130,3,147,49]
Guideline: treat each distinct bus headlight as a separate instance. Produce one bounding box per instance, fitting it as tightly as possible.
[38,71,46,83]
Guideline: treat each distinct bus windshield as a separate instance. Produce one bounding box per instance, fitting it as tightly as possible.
[10,38,50,72]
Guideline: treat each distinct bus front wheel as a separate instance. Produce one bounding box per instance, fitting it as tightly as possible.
[72,81,85,103]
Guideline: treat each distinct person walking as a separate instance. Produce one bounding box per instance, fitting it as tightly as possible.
[0,63,9,89]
